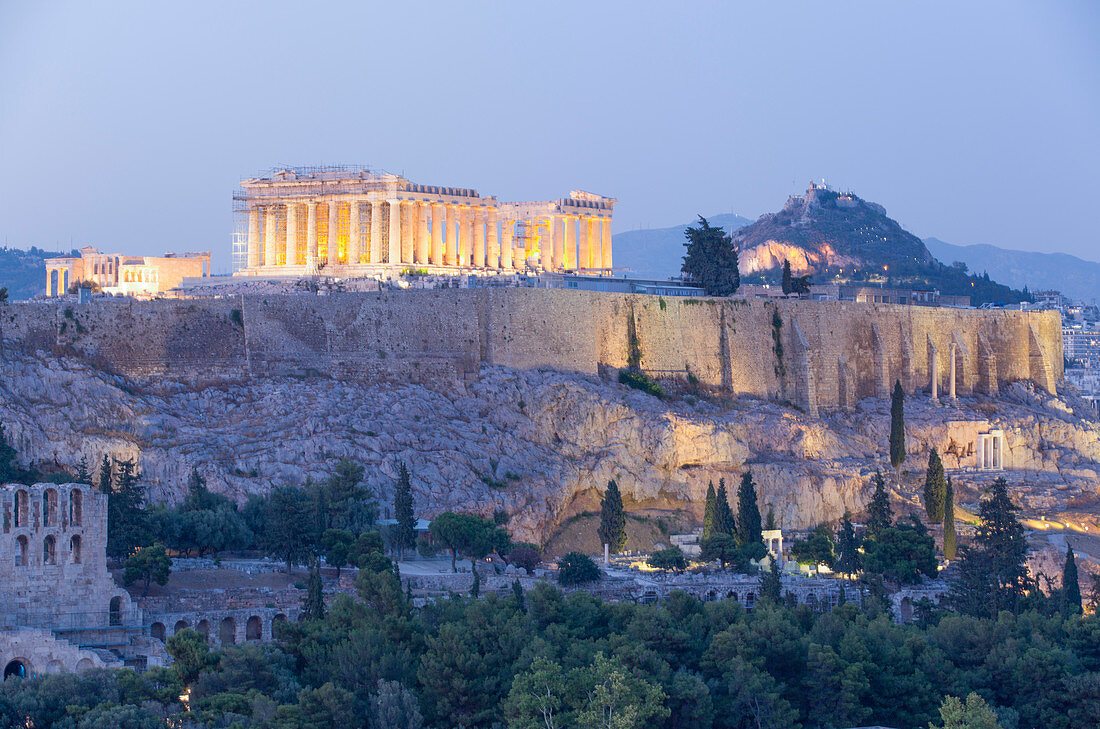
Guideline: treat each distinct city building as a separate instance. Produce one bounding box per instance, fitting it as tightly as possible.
[232,166,615,277]
[44,246,212,297]
[737,283,970,307]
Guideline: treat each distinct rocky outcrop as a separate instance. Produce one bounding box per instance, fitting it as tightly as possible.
[1,350,1097,544]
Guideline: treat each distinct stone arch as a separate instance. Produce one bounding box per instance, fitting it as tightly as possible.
[727,591,739,602]
[43,489,58,527]
[899,596,913,623]
[196,620,210,642]
[219,617,236,645]
[109,596,123,626]
[4,659,31,680]
[246,616,262,641]
[75,658,95,673]
[43,535,57,565]
[14,490,28,527]
[173,620,189,635]
[69,535,82,564]
[15,535,27,566]
[70,489,83,526]
[151,622,166,642]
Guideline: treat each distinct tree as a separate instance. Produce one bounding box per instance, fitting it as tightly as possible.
[506,543,541,573]
[923,448,947,523]
[890,380,906,480]
[263,485,313,572]
[371,680,424,729]
[867,470,893,538]
[681,216,739,296]
[700,532,741,568]
[597,480,627,554]
[1063,545,1082,616]
[429,511,509,572]
[504,657,566,729]
[736,471,762,546]
[647,546,687,571]
[950,477,1030,616]
[943,476,957,559]
[782,259,793,295]
[393,461,417,558]
[862,516,937,583]
[321,528,354,578]
[791,525,835,567]
[302,559,325,621]
[123,544,171,597]
[512,579,526,612]
[759,558,782,603]
[73,455,92,485]
[470,563,481,597]
[166,628,214,685]
[834,511,862,575]
[107,457,148,560]
[0,286,7,303]
[0,420,18,483]
[780,259,810,295]
[714,479,736,538]
[97,454,112,494]
[932,693,1003,729]
[558,552,601,585]
[765,505,777,530]
[323,459,373,533]
[702,482,717,540]
[574,652,668,729]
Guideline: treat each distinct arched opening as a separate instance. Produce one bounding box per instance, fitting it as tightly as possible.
[173,620,189,635]
[246,616,262,641]
[4,660,28,680]
[70,489,83,526]
[69,535,82,564]
[43,489,58,527]
[272,614,288,638]
[196,620,210,642]
[75,658,95,673]
[744,592,756,611]
[727,591,738,602]
[14,490,28,527]
[109,596,123,626]
[15,535,27,566]
[43,535,56,565]
[151,622,166,642]
[219,617,236,645]
[900,597,914,623]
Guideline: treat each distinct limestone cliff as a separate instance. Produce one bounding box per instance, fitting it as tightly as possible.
[2,350,1097,546]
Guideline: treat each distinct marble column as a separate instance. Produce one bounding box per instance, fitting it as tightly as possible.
[264,207,277,268]
[348,200,361,265]
[601,216,612,269]
[431,203,445,265]
[501,220,513,269]
[588,218,601,270]
[550,215,562,271]
[401,202,415,264]
[577,215,589,270]
[562,215,573,269]
[370,200,383,263]
[247,207,260,268]
[447,205,460,266]
[387,199,402,265]
[930,346,939,402]
[286,203,299,266]
[487,209,499,268]
[460,207,473,267]
[417,202,430,264]
[327,201,339,265]
[949,342,957,400]
[306,202,318,272]
[472,208,486,267]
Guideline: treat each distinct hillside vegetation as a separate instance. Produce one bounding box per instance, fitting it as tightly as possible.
[0,246,67,300]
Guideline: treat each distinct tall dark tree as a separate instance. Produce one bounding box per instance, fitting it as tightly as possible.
[943,476,957,559]
[714,479,736,538]
[681,216,739,296]
[106,457,148,560]
[866,470,893,538]
[0,420,17,484]
[834,511,862,575]
[324,459,371,532]
[736,471,762,546]
[73,455,92,485]
[598,479,627,554]
[702,482,717,540]
[263,484,313,572]
[923,448,947,523]
[302,559,325,621]
[759,558,782,603]
[765,505,777,531]
[98,454,113,495]
[393,461,417,558]
[889,381,906,482]
[781,259,793,295]
[1063,545,1082,616]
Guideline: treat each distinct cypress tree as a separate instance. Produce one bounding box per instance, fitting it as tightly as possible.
[765,505,777,531]
[867,470,893,538]
[98,455,113,495]
[781,259,793,295]
[702,482,717,540]
[834,511,862,575]
[393,461,417,558]
[512,578,526,612]
[736,471,762,546]
[74,456,92,485]
[1064,545,1082,616]
[889,380,906,480]
[598,480,627,554]
[760,558,782,604]
[714,479,736,538]
[923,448,947,523]
[303,560,325,620]
[470,563,480,598]
[943,476,957,559]
[681,217,740,296]
[0,420,18,484]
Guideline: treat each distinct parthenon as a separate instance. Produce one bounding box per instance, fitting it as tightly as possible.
[233,166,615,276]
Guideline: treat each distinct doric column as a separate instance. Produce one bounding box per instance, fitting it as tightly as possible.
[417,202,430,264]
[587,218,601,270]
[460,206,473,267]
[930,346,939,402]
[949,342,957,400]
[247,207,260,268]
[601,216,612,269]
[551,215,563,270]
[370,200,383,263]
[472,208,486,267]
[348,200,361,265]
[447,204,460,266]
[327,201,340,266]
[306,202,318,272]
[401,201,414,264]
[431,203,445,265]
[577,215,589,270]
[562,215,573,269]
[500,220,513,269]
[486,209,499,268]
[264,206,277,269]
[286,203,298,266]
[387,199,402,265]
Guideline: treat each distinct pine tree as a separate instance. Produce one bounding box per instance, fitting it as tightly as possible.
[1063,545,1082,616]
[598,480,627,554]
[106,457,148,560]
[512,578,526,612]
[760,558,782,603]
[702,482,717,540]
[98,455,113,495]
[833,511,862,575]
[681,217,740,296]
[781,259,793,295]
[0,420,17,483]
[943,476,957,559]
[889,381,906,480]
[393,461,417,558]
[765,505,777,531]
[866,470,893,538]
[736,471,762,546]
[303,559,325,620]
[714,479,736,538]
[74,455,91,485]
[470,563,480,598]
[923,448,947,523]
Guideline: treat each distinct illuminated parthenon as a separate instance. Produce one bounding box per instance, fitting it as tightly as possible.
[233,166,615,277]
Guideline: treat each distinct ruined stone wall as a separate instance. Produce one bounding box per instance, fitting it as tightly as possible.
[0,290,1062,409]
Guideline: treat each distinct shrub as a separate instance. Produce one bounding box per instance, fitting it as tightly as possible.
[647,546,687,571]
[618,369,665,398]
[416,534,438,558]
[557,552,601,585]
[507,543,542,572]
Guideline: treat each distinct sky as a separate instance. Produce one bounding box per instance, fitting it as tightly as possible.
[1,1,1097,273]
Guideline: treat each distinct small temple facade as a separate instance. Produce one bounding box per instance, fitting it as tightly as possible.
[44,247,212,297]
[233,166,615,277]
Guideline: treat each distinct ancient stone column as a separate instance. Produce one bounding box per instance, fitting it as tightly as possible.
[949,342,957,400]
[348,200,361,265]
[306,202,318,273]
[487,208,499,268]
[248,207,260,269]
[264,206,277,269]
[370,200,383,263]
[587,218,601,270]
[286,203,298,266]
[387,199,402,266]
[550,215,562,270]
[327,201,340,266]
[431,203,445,265]
[601,216,613,269]
[472,208,486,267]
[577,215,590,270]
[562,215,574,269]
[401,202,415,264]
[501,220,513,269]
[461,207,473,267]
[447,204,460,266]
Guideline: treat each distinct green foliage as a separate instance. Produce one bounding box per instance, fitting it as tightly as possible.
[122,543,171,597]
[770,309,785,378]
[933,692,1003,729]
[106,457,149,560]
[834,511,862,575]
[714,478,736,539]
[759,558,782,604]
[557,552,601,585]
[924,448,947,522]
[791,525,835,567]
[598,479,627,554]
[303,560,325,621]
[1063,545,1083,616]
[867,470,894,538]
[0,286,7,303]
[681,216,740,296]
[618,368,664,397]
[625,307,643,370]
[736,471,762,546]
[429,511,511,572]
[863,515,937,583]
[943,476,957,560]
[393,461,417,557]
[648,546,688,571]
[699,532,741,566]
[372,679,424,729]
[890,380,906,471]
[702,482,717,540]
[262,484,314,572]
[0,419,19,483]
[167,628,215,684]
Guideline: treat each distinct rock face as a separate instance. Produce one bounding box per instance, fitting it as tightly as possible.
[2,350,1098,545]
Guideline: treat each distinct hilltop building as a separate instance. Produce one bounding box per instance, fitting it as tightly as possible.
[44,246,212,298]
[232,166,615,277]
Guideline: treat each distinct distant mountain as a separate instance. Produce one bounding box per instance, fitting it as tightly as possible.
[0,247,66,301]
[924,237,1100,304]
[611,213,752,280]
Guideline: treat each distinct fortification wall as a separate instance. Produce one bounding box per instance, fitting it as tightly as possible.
[0,290,1062,409]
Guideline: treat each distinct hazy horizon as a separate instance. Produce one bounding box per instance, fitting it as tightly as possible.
[1,1,1097,272]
